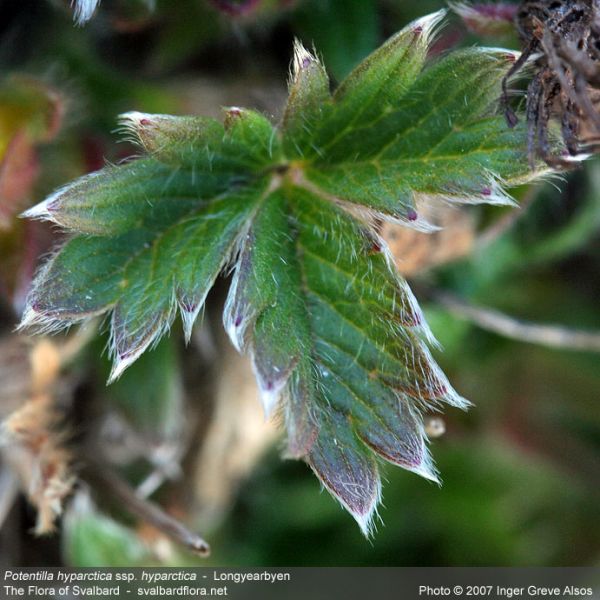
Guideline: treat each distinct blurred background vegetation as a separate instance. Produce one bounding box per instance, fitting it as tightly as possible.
[0,0,598,568]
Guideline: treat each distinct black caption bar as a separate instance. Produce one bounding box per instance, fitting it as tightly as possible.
[1,568,598,600]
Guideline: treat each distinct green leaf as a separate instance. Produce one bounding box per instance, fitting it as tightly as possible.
[225,184,466,531]
[332,10,444,120]
[305,48,528,229]
[24,179,270,380]
[63,493,153,567]
[21,12,546,532]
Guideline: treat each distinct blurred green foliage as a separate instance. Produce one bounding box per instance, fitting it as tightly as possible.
[64,495,156,567]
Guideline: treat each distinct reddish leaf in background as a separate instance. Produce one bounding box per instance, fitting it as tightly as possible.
[0,76,65,312]
[208,0,261,17]
[450,2,518,37]
[81,134,109,174]
[0,76,65,227]
[0,221,53,314]
[0,133,40,230]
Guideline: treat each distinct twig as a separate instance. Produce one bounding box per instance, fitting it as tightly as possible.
[83,460,210,557]
[434,290,600,352]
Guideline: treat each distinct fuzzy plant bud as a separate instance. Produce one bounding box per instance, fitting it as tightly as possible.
[119,112,224,165]
[281,41,331,155]
[333,10,446,113]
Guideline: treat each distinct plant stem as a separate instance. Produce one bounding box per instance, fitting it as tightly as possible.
[434,290,600,352]
[83,460,210,557]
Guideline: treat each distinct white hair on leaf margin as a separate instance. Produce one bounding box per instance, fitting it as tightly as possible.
[71,0,100,25]
[71,0,155,25]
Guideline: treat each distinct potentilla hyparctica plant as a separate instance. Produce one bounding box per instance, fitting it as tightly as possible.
[21,10,548,534]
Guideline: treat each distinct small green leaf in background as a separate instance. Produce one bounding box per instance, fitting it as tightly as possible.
[21,12,547,533]
[63,493,154,567]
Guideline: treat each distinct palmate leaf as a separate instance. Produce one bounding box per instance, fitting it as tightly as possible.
[21,10,543,533]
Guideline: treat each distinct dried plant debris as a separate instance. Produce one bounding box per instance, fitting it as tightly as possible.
[502,0,600,167]
[2,398,74,535]
[0,339,74,535]
[381,204,475,277]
